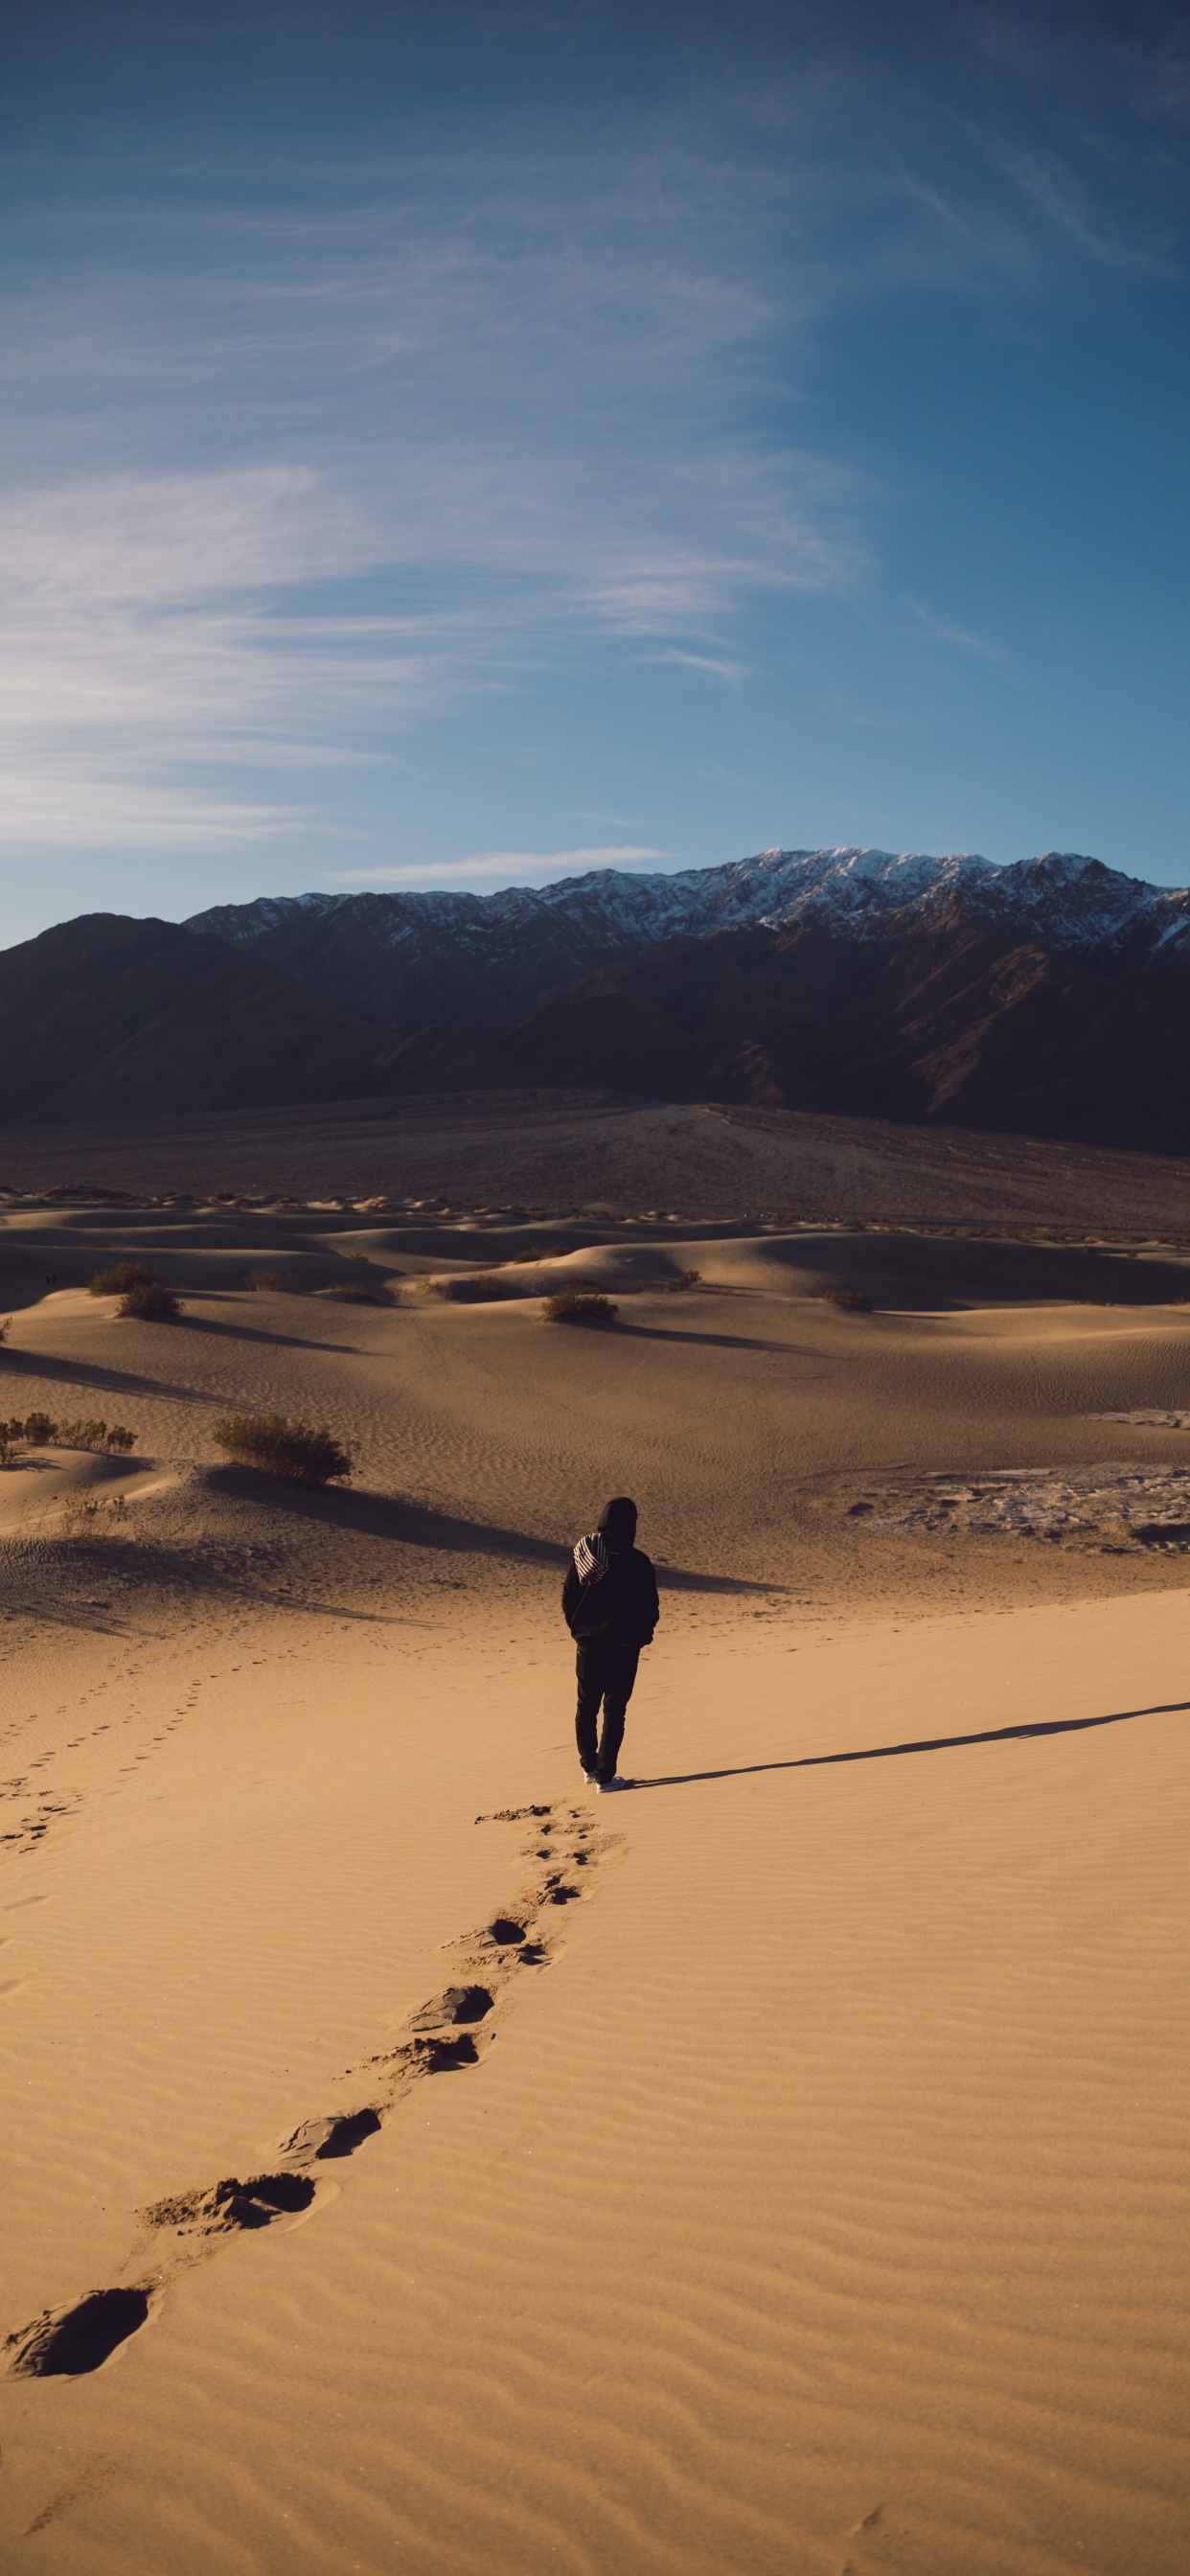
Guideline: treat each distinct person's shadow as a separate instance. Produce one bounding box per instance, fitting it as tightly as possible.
[624,1697,1190,1787]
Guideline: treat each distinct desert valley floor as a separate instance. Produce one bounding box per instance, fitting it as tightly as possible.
[0,1125,1187,2573]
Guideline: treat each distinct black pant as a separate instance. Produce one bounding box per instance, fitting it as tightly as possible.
[575,1639,640,1782]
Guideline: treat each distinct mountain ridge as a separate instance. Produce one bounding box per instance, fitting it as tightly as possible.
[187,844,1190,975]
[5,846,1190,1146]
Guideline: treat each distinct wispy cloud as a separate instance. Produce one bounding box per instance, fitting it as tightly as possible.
[328,847,669,884]
[909,600,1006,661]
[0,3,1184,870]
[0,415,860,846]
[650,648,747,682]
[0,776,305,849]
[0,467,507,846]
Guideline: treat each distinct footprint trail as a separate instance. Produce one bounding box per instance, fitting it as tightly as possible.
[2,1801,619,2374]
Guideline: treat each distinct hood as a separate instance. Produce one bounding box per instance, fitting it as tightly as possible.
[597,1495,637,1551]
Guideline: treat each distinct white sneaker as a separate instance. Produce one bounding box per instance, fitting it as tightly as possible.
[582,1771,599,1785]
[598,1776,627,1794]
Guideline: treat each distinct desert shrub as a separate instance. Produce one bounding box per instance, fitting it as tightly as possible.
[3,1413,136,1452]
[247,1268,290,1293]
[543,1289,619,1326]
[425,1276,506,1303]
[16,1410,55,1445]
[666,1269,702,1292]
[118,1281,182,1321]
[58,1418,137,1453]
[819,1289,872,1312]
[0,1316,9,1344]
[62,1491,131,1534]
[211,1413,354,1488]
[89,1261,156,1297]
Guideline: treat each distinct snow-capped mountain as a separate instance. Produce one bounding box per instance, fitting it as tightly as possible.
[5,844,1190,1142]
[187,846,1190,986]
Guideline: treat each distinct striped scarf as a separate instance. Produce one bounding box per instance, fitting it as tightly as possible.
[573,1530,608,1584]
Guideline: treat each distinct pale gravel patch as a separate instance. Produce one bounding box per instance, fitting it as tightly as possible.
[852,1460,1190,1551]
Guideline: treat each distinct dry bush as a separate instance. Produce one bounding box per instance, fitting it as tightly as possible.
[211,1413,354,1488]
[819,1289,872,1312]
[665,1269,702,1292]
[118,1281,182,1321]
[246,1268,290,1293]
[1,1412,135,1453]
[0,1317,9,1345]
[89,1261,156,1297]
[6,1410,55,1447]
[542,1288,619,1327]
[424,1276,506,1303]
[62,1492,131,1534]
[59,1418,136,1453]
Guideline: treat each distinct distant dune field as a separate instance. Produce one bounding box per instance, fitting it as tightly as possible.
[5,1090,1190,1232]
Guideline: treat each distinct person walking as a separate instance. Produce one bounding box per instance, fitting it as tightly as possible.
[562,1495,659,1791]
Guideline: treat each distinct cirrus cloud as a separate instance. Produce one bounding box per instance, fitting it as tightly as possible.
[328,847,670,883]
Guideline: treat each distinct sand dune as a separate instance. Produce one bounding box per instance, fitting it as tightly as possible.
[1,1197,1187,2571]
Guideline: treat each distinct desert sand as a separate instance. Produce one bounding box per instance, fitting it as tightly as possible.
[1,1185,1187,2573]
[7,1089,1190,1232]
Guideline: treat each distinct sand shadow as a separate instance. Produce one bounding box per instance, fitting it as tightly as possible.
[0,1452,145,1484]
[615,1322,800,1354]
[0,1347,212,1404]
[630,1698,1190,1788]
[205,1469,783,1595]
[0,1536,403,1632]
[178,1314,362,1356]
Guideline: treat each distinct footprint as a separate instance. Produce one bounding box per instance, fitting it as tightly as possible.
[143,2173,315,2236]
[410,1985,493,2030]
[5,2287,152,2378]
[477,1804,552,1825]
[395,2033,480,2074]
[485,1918,527,1946]
[281,2109,382,2162]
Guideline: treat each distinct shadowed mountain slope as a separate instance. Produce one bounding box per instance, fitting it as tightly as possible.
[375,911,1190,1153]
[5,851,1190,1148]
[0,914,378,1119]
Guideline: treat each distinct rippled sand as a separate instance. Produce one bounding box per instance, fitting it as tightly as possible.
[1,1200,1188,2571]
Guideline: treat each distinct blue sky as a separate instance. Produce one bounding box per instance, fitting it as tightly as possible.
[1,0,1187,943]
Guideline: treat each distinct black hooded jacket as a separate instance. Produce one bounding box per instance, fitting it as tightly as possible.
[561,1496,659,1646]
